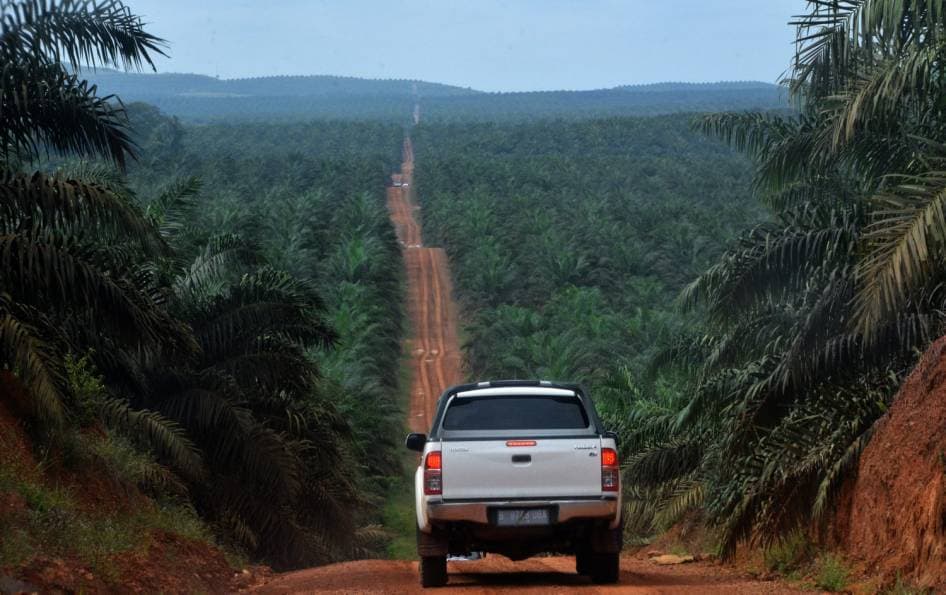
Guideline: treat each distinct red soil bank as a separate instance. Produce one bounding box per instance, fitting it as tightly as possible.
[833,335,946,589]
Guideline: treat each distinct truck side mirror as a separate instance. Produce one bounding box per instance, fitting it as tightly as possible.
[405,432,427,452]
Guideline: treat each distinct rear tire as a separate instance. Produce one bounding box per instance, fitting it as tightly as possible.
[576,550,591,576]
[419,555,448,588]
[589,552,619,584]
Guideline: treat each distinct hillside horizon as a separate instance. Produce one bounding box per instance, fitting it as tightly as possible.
[82,68,787,123]
[80,65,781,96]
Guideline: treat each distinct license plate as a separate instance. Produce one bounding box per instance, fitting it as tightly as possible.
[495,508,550,526]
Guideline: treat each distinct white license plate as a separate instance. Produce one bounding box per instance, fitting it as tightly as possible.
[495,508,550,526]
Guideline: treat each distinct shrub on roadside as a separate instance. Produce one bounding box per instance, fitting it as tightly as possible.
[883,574,931,595]
[763,531,811,575]
[815,553,850,592]
[0,458,216,579]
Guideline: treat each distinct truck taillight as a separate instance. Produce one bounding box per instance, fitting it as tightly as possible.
[506,440,537,447]
[424,451,442,495]
[601,447,619,492]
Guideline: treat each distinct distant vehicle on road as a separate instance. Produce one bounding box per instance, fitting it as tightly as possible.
[405,380,623,588]
[392,181,403,187]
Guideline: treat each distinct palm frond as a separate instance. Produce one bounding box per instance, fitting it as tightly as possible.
[856,167,946,336]
[146,176,203,240]
[173,233,258,305]
[654,478,705,531]
[0,233,196,354]
[0,169,160,247]
[0,63,136,166]
[789,0,866,98]
[626,439,703,488]
[0,304,66,426]
[697,112,797,161]
[0,0,166,70]
[159,387,303,500]
[99,396,205,480]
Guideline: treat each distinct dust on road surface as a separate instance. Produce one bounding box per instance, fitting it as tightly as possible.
[256,553,809,594]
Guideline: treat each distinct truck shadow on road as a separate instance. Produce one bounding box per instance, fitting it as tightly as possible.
[447,570,596,588]
[442,562,648,591]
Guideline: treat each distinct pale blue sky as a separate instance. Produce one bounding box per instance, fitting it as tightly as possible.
[128,0,803,92]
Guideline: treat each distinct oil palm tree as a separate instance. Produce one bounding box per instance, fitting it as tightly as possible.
[1,0,165,168]
[771,0,946,335]
[1,0,173,431]
[158,249,350,566]
[630,0,946,555]
[0,2,369,566]
[1,0,164,382]
[133,179,371,566]
[0,164,204,477]
[2,0,402,568]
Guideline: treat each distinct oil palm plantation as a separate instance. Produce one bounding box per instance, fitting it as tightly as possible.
[1,0,173,428]
[155,232,363,566]
[1,0,384,569]
[628,0,946,555]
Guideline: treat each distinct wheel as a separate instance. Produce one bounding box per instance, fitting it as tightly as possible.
[589,552,619,584]
[576,550,591,575]
[419,555,448,588]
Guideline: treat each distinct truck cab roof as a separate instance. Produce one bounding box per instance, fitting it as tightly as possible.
[428,380,604,439]
[454,386,576,398]
[445,379,583,393]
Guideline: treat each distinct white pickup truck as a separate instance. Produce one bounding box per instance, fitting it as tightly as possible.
[405,380,623,588]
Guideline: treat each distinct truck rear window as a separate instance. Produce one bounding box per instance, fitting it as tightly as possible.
[442,395,589,430]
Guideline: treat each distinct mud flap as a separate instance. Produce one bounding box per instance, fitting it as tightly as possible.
[416,526,449,556]
[590,521,623,554]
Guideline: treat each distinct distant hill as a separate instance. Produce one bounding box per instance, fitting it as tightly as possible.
[83,67,478,99]
[82,68,787,122]
[614,81,780,93]
[420,82,787,122]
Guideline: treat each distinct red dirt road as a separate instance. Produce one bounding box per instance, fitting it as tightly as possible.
[254,136,808,594]
[388,138,463,432]
[258,554,806,594]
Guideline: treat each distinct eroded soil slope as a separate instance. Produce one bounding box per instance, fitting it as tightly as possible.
[0,374,260,594]
[833,335,946,589]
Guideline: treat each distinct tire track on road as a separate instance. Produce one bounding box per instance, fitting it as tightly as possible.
[386,137,463,433]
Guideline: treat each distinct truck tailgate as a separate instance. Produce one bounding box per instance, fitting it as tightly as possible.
[441,438,602,500]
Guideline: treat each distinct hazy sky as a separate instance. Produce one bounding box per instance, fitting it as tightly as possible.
[128,0,802,92]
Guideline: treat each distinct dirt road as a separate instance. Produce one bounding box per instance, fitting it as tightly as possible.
[388,137,463,432]
[254,137,808,594]
[258,554,806,594]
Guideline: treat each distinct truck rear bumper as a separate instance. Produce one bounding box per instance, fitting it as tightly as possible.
[428,497,618,525]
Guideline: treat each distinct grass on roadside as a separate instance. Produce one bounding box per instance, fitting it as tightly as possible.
[883,574,932,595]
[760,532,856,592]
[380,330,422,560]
[814,553,850,592]
[763,531,811,577]
[383,452,419,559]
[0,431,218,580]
